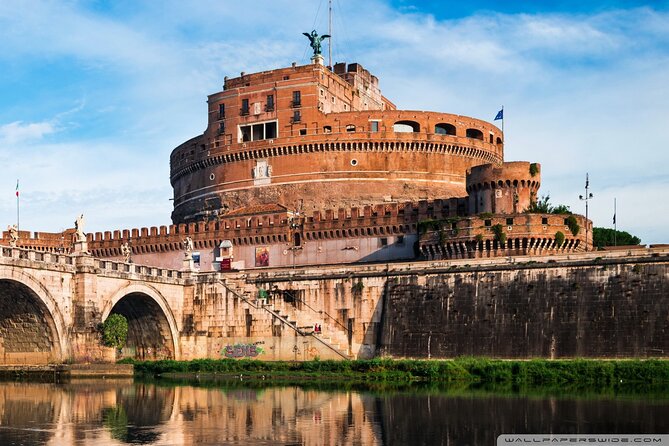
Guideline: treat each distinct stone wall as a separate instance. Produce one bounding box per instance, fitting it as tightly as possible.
[377,258,669,358]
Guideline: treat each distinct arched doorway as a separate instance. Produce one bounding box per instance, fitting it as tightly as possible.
[105,292,176,360]
[0,279,61,364]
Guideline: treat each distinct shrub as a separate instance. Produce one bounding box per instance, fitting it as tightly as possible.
[101,314,128,349]
[492,224,506,244]
[529,163,539,177]
[565,215,580,236]
[554,231,565,247]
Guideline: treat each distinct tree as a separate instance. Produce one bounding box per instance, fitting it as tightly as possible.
[525,194,572,214]
[101,314,129,350]
[593,227,641,247]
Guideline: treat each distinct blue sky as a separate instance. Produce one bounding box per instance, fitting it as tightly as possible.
[1,0,668,244]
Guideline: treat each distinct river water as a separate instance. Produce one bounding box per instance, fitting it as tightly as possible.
[0,380,666,445]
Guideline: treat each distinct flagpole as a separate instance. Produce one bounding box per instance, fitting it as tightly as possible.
[501,105,504,134]
[613,198,617,246]
[16,179,20,233]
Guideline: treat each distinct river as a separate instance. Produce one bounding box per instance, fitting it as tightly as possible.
[0,380,666,445]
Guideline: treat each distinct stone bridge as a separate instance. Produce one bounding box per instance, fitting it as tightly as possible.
[2,243,669,365]
[0,244,363,365]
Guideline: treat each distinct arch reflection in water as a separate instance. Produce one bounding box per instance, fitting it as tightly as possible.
[0,381,667,445]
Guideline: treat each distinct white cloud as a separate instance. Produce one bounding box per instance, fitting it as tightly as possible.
[0,121,56,145]
[0,1,667,245]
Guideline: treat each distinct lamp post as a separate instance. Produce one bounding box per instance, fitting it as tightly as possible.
[579,173,594,252]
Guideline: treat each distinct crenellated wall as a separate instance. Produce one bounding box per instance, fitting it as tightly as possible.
[419,213,589,259]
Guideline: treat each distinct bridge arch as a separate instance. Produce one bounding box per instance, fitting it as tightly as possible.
[102,284,180,361]
[0,270,67,364]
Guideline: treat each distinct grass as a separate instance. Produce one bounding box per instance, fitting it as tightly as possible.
[122,357,669,388]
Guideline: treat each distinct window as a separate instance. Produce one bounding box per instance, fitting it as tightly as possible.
[393,120,420,133]
[241,99,249,115]
[218,122,225,135]
[370,121,379,132]
[435,123,456,135]
[506,218,514,225]
[218,103,225,119]
[293,110,301,123]
[299,129,307,136]
[238,120,277,143]
[466,128,484,140]
[484,219,492,227]
[266,94,274,111]
[346,124,355,132]
[323,125,332,133]
[292,91,301,107]
[379,237,388,247]
[397,235,405,245]
[542,217,548,225]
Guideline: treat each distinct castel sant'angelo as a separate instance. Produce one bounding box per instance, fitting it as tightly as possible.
[6,33,589,270]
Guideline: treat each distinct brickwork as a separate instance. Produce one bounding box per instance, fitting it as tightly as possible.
[170,60,504,223]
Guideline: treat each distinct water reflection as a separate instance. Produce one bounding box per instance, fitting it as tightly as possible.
[0,380,666,445]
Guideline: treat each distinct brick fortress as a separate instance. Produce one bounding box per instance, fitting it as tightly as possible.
[4,53,589,269]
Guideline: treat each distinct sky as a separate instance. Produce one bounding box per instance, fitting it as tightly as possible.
[1,0,668,244]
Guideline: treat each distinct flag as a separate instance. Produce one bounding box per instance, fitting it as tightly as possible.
[613,213,616,225]
[15,180,18,198]
[494,109,503,121]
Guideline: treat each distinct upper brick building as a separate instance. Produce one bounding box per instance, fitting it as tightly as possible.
[170,59,503,224]
[4,55,593,269]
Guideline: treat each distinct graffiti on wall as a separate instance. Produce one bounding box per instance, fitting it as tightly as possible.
[222,341,265,358]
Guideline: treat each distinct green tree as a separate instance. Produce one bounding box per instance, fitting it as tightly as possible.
[593,227,641,248]
[101,314,129,349]
[525,194,572,214]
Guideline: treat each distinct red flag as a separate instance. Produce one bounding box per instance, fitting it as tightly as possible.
[15,180,18,198]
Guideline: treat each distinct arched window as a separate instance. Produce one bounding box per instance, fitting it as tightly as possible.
[393,120,420,133]
[435,123,456,135]
[466,128,484,140]
[346,124,356,132]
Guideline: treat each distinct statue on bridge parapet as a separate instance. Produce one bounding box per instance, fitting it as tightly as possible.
[121,242,131,263]
[7,225,18,247]
[183,236,194,259]
[74,214,86,243]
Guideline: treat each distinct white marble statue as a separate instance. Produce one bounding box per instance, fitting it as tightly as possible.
[74,214,86,242]
[183,236,194,256]
[7,225,18,247]
[121,242,131,263]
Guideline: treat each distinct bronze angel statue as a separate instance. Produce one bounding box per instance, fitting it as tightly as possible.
[303,30,330,56]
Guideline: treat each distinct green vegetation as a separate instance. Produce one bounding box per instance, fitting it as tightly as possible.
[554,231,565,247]
[417,219,442,234]
[525,194,571,215]
[491,224,506,244]
[123,357,669,388]
[529,163,539,177]
[565,215,580,236]
[351,280,364,294]
[593,227,641,247]
[101,314,128,349]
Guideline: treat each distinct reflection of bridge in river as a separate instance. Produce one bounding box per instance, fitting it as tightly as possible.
[1,380,668,445]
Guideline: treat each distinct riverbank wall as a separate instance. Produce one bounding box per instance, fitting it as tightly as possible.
[242,248,669,359]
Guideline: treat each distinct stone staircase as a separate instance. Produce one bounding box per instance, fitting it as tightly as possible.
[219,278,352,359]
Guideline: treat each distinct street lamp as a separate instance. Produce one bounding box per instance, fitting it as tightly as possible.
[579,173,594,252]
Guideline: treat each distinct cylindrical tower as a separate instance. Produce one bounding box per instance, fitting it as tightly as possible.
[466,162,541,215]
[169,61,504,223]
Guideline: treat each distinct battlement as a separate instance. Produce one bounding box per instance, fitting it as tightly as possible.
[419,213,590,259]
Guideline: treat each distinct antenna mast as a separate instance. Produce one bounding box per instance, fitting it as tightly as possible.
[328,0,332,67]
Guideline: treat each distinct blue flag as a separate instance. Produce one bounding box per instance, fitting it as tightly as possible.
[494,109,503,121]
